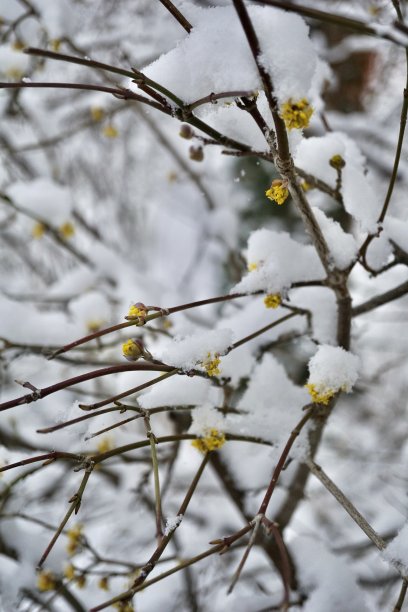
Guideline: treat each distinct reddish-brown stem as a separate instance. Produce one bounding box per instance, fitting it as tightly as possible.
[0,451,83,473]
[0,363,173,412]
[258,409,313,516]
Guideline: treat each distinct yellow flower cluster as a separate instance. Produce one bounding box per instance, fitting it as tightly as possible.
[98,576,110,591]
[59,221,75,239]
[247,262,258,271]
[281,98,313,130]
[32,221,46,239]
[305,383,335,406]
[97,436,114,454]
[127,304,147,319]
[264,294,281,309]
[301,181,313,192]
[64,563,75,580]
[37,570,56,592]
[90,106,105,122]
[114,602,134,612]
[202,353,221,377]
[75,574,87,589]
[122,338,143,361]
[66,524,83,556]
[103,124,118,138]
[265,180,289,205]
[329,154,345,170]
[192,428,226,453]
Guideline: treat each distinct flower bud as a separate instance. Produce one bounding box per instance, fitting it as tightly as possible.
[179,124,194,139]
[189,145,204,162]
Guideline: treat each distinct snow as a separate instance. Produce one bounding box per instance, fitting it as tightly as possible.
[225,354,309,448]
[139,375,213,408]
[312,207,358,269]
[231,228,324,295]
[164,514,182,536]
[383,522,408,573]
[0,46,30,78]
[307,345,360,394]
[7,178,73,226]
[142,5,318,105]
[189,403,225,436]
[294,132,382,232]
[158,328,234,371]
[293,536,369,611]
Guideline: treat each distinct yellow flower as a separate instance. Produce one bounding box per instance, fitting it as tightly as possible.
[127,304,147,320]
[264,294,281,309]
[97,436,114,454]
[75,574,87,589]
[37,570,56,592]
[12,40,25,51]
[103,124,118,138]
[329,154,346,169]
[50,39,61,52]
[59,221,75,239]
[247,262,258,271]
[192,428,226,453]
[32,221,46,239]
[122,338,143,361]
[90,106,105,122]
[265,179,289,205]
[66,524,83,556]
[114,602,135,612]
[281,98,313,130]
[305,383,335,405]
[301,181,312,192]
[64,563,75,580]
[98,576,110,591]
[87,319,105,333]
[202,353,221,377]
[5,67,24,79]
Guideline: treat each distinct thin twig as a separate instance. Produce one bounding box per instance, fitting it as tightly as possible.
[157,0,192,33]
[352,279,408,316]
[305,458,387,552]
[38,463,93,567]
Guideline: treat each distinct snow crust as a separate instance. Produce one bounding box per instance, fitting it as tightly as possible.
[307,345,360,393]
[231,228,324,295]
[158,328,234,371]
[142,5,317,105]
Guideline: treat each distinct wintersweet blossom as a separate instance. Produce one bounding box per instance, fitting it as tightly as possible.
[103,124,118,138]
[59,221,75,239]
[247,262,259,271]
[114,601,134,612]
[306,345,360,405]
[122,338,143,361]
[64,563,75,580]
[192,428,226,453]
[32,221,46,239]
[37,570,56,592]
[265,180,289,205]
[66,524,83,556]
[127,303,147,319]
[75,574,87,589]
[98,576,109,591]
[264,294,281,309]
[329,154,346,169]
[202,352,221,376]
[281,98,313,130]
[90,106,105,122]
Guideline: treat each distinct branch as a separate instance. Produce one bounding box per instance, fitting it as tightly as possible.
[157,0,192,33]
[253,0,408,48]
[305,458,387,552]
[352,279,408,316]
[0,363,174,412]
